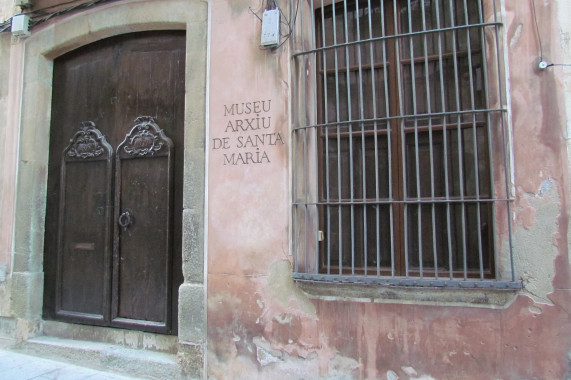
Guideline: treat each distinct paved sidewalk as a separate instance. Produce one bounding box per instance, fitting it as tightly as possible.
[0,348,144,380]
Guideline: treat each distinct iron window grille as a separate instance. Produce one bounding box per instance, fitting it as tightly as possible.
[291,0,521,289]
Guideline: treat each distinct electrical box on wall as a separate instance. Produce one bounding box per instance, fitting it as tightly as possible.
[261,8,280,47]
[11,14,30,37]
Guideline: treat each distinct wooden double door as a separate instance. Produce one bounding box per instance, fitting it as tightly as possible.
[43,31,186,334]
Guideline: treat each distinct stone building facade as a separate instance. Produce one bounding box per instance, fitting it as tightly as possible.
[0,0,569,379]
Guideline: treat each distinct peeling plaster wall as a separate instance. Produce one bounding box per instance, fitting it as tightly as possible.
[507,0,571,295]
[512,181,561,303]
[206,0,571,379]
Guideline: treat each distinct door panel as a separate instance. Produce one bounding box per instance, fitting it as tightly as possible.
[44,31,185,334]
[113,118,174,331]
[57,123,113,322]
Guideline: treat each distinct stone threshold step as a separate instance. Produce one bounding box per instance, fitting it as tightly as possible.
[15,336,183,380]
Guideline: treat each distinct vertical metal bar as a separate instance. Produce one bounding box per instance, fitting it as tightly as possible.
[478,0,498,280]
[420,0,438,279]
[492,0,515,281]
[448,0,468,280]
[304,137,309,273]
[368,0,382,277]
[462,0,485,279]
[291,0,299,274]
[434,0,454,280]
[300,0,310,274]
[310,0,319,274]
[354,0,368,275]
[394,0,407,277]
[342,0,356,275]
[382,0,395,277]
[406,0,422,278]
[332,1,343,275]
[320,0,331,275]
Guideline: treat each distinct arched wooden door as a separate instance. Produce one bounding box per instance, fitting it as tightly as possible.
[43,31,185,334]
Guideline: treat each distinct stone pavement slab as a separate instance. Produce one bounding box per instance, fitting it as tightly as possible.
[0,349,144,380]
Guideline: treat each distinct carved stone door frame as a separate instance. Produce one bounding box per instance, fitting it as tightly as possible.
[9,0,208,376]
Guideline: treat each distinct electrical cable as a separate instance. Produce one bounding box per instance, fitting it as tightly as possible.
[274,0,299,49]
[249,7,263,23]
[249,0,265,22]
[530,0,543,60]
[271,0,299,49]
[30,0,118,26]
[1,0,119,33]
[0,18,12,33]
[278,4,292,37]
[531,0,571,69]
[21,0,97,15]
[250,0,299,50]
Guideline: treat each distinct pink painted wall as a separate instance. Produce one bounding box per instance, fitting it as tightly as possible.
[206,0,571,379]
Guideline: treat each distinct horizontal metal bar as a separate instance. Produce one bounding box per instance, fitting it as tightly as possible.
[319,49,480,74]
[314,121,489,138]
[292,21,503,58]
[293,198,513,206]
[292,273,522,290]
[293,108,508,131]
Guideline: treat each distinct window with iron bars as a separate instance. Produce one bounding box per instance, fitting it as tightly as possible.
[291,0,521,288]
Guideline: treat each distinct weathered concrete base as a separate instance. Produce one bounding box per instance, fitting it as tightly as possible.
[16,336,183,380]
[9,272,43,320]
[177,342,204,380]
[0,317,17,340]
[178,283,205,344]
[0,318,207,378]
[42,321,179,354]
[0,316,42,343]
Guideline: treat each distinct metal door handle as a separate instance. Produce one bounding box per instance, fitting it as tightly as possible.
[118,209,134,230]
